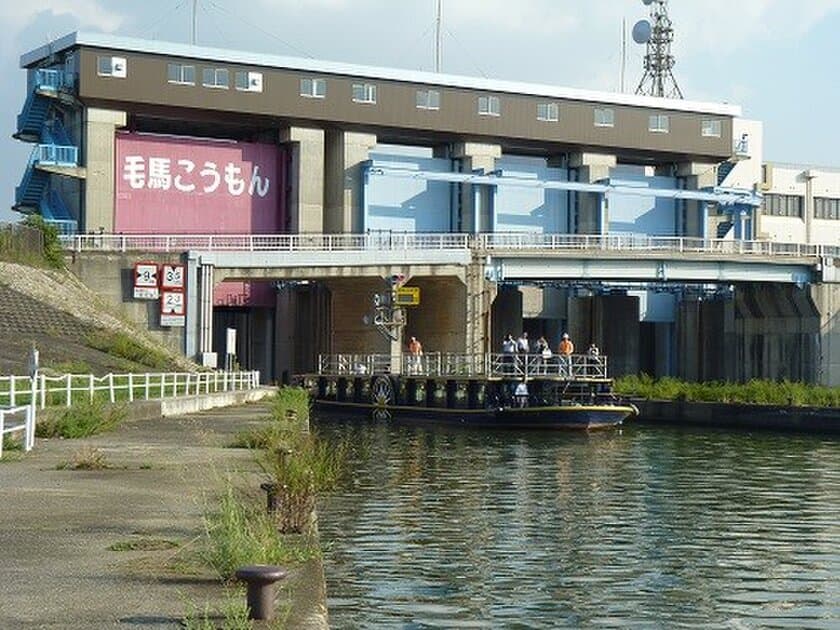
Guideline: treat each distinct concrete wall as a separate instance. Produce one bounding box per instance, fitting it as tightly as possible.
[567,294,640,377]
[494,156,568,233]
[325,277,390,355]
[607,166,677,235]
[490,286,523,352]
[404,276,467,354]
[810,283,840,386]
[324,131,376,233]
[281,126,324,233]
[83,108,126,232]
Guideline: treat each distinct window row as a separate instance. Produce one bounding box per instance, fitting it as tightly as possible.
[815,197,840,220]
[763,194,804,218]
[166,63,263,92]
[95,56,724,136]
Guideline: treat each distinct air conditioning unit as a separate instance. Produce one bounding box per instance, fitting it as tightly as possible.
[111,57,127,78]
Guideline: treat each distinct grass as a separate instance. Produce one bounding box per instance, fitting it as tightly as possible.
[36,399,126,439]
[2,434,24,452]
[57,446,113,470]
[615,374,840,407]
[201,482,316,581]
[85,329,173,370]
[109,538,180,552]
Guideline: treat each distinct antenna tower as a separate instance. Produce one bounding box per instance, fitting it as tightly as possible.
[633,0,683,99]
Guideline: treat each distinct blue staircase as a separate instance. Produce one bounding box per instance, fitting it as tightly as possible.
[40,190,78,236]
[717,161,736,186]
[15,69,68,142]
[14,149,49,210]
[716,220,734,239]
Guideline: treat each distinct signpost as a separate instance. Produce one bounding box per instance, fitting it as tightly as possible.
[133,262,159,299]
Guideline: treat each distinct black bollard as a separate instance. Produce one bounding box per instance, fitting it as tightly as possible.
[235,564,286,621]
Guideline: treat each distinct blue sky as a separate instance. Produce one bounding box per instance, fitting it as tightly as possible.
[3,0,839,222]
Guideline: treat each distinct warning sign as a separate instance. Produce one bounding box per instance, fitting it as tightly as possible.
[395,286,421,306]
[161,263,186,290]
[160,290,186,327]
[133,262,159,299]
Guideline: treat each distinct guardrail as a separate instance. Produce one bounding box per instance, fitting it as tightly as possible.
[316,353,608,380]
[67,232,470,253]
[0,370,260,410]
[64,231,840,260]
[0,405,35,457]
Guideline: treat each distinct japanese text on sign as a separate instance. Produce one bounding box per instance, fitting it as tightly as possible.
[122,156,270,198]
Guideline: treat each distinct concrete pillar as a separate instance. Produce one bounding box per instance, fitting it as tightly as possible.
[280,127,325,233]
[326,278,389,355]
[83,108,126,232]
[465,262,496,355]
[453,142,501,233]
[810,283,840,386]
[198,264,216,367]
[404,275,468,355]
[490,286,523,353]
[568,293,640,377]
[677,162,717,238]
[324,131,376,233]
[568,153,616,235]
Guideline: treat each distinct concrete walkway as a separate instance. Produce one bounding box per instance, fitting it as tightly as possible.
[0,402,328,629]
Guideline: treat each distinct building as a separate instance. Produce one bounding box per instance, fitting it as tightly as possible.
[14,32,840,384]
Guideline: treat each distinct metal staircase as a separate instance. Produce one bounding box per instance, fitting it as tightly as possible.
[717,161,736,186]
[12,68,79,234]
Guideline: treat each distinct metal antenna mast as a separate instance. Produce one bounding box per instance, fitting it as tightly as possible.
[191,0,198,45]
[435,0,443,72]
[633,0,683,99]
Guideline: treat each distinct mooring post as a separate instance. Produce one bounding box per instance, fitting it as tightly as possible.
[234,564,286,620]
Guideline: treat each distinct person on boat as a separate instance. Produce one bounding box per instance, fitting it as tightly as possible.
[408,336,423,374]
[514,379,529,408]
[502,333,516,376]
[558,333,574,377]
[587,343,602,377]
[535,336,552,374]
[516,332,530,354]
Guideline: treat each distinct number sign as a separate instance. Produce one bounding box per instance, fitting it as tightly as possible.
[160,290,186,327]
[133,262,159,299]
[161,264,185,290]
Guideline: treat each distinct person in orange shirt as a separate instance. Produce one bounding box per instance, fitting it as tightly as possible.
[558,333,574,377]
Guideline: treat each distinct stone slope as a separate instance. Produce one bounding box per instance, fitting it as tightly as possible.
[0,262,194,375]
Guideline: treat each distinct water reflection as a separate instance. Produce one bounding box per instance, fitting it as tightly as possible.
[317,417,840,628]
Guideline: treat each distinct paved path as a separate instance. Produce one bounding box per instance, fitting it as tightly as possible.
[0,402,328,629]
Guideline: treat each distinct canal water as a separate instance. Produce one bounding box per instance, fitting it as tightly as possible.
[315,416,840,628]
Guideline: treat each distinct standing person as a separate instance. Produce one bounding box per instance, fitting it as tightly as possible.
[558,332,575,377]
[587,342,601,377]
[502,333,516,377]
[535,335,551,374]
[408,336,423,374]
[516,331,530,376]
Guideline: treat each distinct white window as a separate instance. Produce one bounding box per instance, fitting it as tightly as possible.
[98,56,126,78]
[649,114,669,133]
[167,63,195,85]
[300,77,326,98]
[478,95,500,116]
[352,83,377,104]
[202,68,229,89]
[702,119,722,137]
[594,108,614,127]
[416,89,441,110]
[537,102,559,122]
[235,71,263,92]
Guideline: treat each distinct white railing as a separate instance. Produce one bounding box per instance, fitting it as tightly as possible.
[67,232,470,253]
[0,370,260,410]
[0,405,35,458]
[64,231,840,260]
[317,353,608,380]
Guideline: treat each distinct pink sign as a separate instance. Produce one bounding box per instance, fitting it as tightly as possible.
[115,133,285,234]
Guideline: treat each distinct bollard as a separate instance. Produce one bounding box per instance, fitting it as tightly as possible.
[260,482,279,513]
[235,564,286,621]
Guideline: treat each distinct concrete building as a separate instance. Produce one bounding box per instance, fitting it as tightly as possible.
[13,32,840,384]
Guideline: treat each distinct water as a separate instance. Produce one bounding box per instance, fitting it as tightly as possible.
[315,417,840,629]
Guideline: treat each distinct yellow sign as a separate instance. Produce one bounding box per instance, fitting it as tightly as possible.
[395,286,421,306]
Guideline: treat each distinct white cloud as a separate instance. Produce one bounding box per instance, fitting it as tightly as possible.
[0,0,125,34]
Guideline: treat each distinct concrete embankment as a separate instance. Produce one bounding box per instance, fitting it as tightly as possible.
[635,399,840,433]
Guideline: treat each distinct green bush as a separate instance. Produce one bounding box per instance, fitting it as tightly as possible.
[22,215,64,269]
[36,399,126,438]
[615,375,840,407]
[271,386,311,424]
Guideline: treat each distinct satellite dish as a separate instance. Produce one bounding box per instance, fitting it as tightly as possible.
[642,0,655,5]
[632,19,652,44]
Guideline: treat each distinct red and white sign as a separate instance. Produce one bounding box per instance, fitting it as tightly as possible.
[133,262,159,299]
[160,290,186,327]
[161,263,186,290]
[115,132,285,234]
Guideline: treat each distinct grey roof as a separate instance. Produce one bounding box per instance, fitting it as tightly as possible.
[21,31,742,117]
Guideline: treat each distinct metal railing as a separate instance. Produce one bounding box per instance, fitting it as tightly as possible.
[36,144,78,167]
[316,353,608,380]
[0,370,260,410]
[0,405,35,458]
[67,232,471,253]
[64,231,840,260]
[30,68,73,92]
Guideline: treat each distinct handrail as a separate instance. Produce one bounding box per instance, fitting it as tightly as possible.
[0,405,34,458]
[316,353,608,380]
[64,231,840,260]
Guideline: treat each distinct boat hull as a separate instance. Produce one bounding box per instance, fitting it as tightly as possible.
[314,399,636,430]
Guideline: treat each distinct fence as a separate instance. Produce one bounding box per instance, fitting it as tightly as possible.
[317,353,608,380]
[0,370,260,409]
[0,405,35,457]
[0,222,44,262]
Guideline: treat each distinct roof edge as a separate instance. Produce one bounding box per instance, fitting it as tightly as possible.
[20,31,742,117]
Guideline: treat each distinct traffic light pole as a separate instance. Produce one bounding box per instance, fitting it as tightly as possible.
[366,273,408,374]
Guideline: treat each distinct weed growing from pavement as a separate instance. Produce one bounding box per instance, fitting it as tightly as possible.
[182,588,286,630]
[57,446,113,470]
[108,538,180,552]
[36,399,126,439]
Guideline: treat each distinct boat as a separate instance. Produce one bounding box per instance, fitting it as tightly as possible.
[297,352,638,430]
